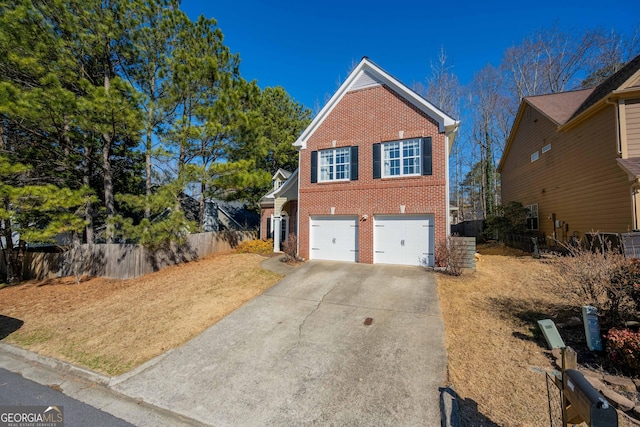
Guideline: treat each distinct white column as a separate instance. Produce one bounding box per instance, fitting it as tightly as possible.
[273,216,281,252]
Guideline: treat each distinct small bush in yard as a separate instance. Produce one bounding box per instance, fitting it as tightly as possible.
[606,328,640,374]
[435,235,467,276]
[235,239,273,255]
[282,233,299,262]
[616,258,640,310]
[555,242,629,324]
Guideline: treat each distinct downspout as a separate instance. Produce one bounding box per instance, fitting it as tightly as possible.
[296,149,301,259]
[605,97,621,155]
[607,97,635,229]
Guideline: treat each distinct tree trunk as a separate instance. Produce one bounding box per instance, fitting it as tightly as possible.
[145,120,153,219]
[199,179,206,231]
[145,79,155,219]
[1,200,20,283]
[102,72,115,243]
[83,137,94,244]
[483,122,495,217]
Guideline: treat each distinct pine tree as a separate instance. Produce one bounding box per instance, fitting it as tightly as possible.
[0,155,91,283]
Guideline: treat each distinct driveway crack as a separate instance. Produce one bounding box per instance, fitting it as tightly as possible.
[296,283,338,346]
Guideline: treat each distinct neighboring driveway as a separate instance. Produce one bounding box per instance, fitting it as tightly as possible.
[112,260,447,426]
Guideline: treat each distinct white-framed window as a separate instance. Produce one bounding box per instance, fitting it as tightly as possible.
[382,138,421,177]
[526,204,539,231]
[319,147,350,182]
[542,143,551,153]
[531,151,539,162]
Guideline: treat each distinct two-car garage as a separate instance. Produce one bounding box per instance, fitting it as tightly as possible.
[309,215,435,266]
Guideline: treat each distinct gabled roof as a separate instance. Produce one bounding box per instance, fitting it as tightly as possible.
[525,89,594,126]
[259,168,299,206]
[293,57,459,150]
[499,54,640,172]
[273,168,298,198]
[570,54,640,120]
[272,168,292,181]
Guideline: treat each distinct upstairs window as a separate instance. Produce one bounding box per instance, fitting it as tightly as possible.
[373,137,432,179]
[319,147,350,181]
[382,138,421,177]
[310,147,358,183]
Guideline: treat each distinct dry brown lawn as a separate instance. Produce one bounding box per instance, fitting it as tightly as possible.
[0,252,282,375]
[437,244,639,427]
[437,246,556,426]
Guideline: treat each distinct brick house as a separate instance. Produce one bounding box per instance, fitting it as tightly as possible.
[259,168,298,248]
[260,57,459,266]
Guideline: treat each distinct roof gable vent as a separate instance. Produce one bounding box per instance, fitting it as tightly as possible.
[350,70,382,91]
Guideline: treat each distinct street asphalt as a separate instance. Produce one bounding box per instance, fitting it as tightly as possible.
[1,256,451,426]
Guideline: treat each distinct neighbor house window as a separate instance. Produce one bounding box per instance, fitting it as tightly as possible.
[319,147,350,182]
[531,151,539,162]
[542,143,551,153]
[526,204,539,231]
[382,138,421,177]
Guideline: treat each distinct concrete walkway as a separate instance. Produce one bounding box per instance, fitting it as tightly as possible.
[112,260,447,426]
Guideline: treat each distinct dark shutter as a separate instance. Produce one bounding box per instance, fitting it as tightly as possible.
[350,146,358,181]
[421,137,432,176]
[310,151,318,183]
[373,143,381,179]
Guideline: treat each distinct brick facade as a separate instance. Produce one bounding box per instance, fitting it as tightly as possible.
[298,84,448,263]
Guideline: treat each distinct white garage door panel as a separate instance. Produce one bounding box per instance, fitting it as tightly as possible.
[310,216,358,262]
[374,215,434,267]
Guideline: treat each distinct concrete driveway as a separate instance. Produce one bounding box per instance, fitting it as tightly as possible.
[112,260,447,426]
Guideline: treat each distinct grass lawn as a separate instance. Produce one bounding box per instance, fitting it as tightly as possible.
[5,243,639,425]
[0,252,282,376]
[436,244,637,426]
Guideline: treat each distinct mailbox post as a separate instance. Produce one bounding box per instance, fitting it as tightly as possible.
[561,369,618,426]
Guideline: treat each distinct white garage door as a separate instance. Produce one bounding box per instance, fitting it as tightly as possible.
[310,216,359,262]
[374,215,434,266]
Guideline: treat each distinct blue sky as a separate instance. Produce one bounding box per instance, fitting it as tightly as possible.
[181,1,638,112]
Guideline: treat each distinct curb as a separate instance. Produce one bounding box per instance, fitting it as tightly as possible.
[0,342,110,385]
[0,342,211,427]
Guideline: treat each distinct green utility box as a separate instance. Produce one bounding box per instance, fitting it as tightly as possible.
[537,319,565,349]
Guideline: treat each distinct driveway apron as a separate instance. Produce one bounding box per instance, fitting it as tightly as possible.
[111,261,447,426]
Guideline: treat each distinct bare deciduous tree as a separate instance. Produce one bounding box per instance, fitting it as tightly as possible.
[502,25,600,100]
[582,24,640,87]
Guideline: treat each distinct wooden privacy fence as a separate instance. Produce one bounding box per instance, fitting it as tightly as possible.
[1,230,257,281]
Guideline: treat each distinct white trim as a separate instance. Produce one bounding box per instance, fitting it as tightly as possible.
[273,168,299,198]
[381,139,421,178]
[318,147,351,182]
[294,57,457,150]
[531,151,539,162]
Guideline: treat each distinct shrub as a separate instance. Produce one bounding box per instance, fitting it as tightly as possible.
[235,239,273,255]
[435,235,468,276]
[282,233,299,262]
[483,201,529,240]
[555,242,630,325]
[606,328,640,374]
[614,259,640,311]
